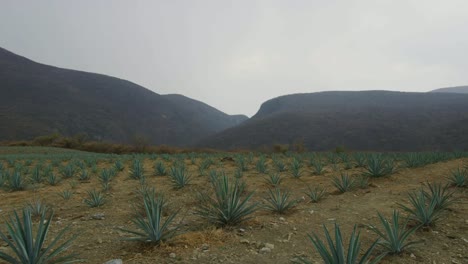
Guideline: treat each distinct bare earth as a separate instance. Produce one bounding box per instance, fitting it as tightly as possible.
[0,155,466,264]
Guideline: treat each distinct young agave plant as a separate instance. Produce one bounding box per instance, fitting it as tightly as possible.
[84,189,106,208]
[364,154,396,178]
[368,210,421,255]
[304,186,327,203]
[195,175,258,227]
[422,182,455,210]
[265,173,282,186]
[296,224,383,264]
[332,173,355,193]
[448,167,467,187]
[154,161,167,176]
[120,191,178,244]
[264,188,297,214]
[398,189,444,227]
[129,159,145,180]
[169,166,192,189]
[0,208,79,263]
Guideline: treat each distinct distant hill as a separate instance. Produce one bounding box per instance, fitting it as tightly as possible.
[430,86,468,94]
[0,47,247,146]
[199,91,468,151]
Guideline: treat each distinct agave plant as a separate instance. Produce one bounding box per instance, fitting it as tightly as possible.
[422,182,455,210]
[26,198,49,218]
[332,173,355,193]
[398,190,443,227]
[120,191,178,244]
[114,160,125,172]
[84,189,105,208]
[0,208,79,263]
[59,164,76,179]
[265,173,282,186]
[290,158,303,178]
[264,188,297,214]
[169,166,192,189]
[9,171,26,191]
[256,156,268,174]
[368,210,421,255]
[78,169,90,181]
[195,175,258,227]
[154,161,167,176]
[129,159,145,180]
[304,186,327,203]
[296,223,383,264]
[448,167,467,187]
[364,154,396,178]
[30,165,43,184]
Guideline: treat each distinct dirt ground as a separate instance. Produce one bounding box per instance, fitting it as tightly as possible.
[0,154,466,264]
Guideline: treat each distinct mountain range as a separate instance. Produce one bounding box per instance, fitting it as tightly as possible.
[0,47,247,146]
[1,47,468,151]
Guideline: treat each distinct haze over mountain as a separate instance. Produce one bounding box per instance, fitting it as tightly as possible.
[199,91,468,151]
[0,47,247,145]
[430,86,468,94]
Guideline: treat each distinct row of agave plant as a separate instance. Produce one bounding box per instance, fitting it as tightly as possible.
[0,160,466,263]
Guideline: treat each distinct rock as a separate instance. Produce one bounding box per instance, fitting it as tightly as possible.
[264,243,274,249]
[169,253,176,259]
[103,259,122,264]
[240,239,250,244]
[91,213,105,220]
[201,243,210,250]
[279,217,286,222]
[239,228,246,233]
[410,253,416,259]
[259,247,271,254]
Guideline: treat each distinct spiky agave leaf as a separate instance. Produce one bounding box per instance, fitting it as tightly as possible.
[398,190,444,227]
[195,175,258,227]
[368,210,421,254]
[0,208,79,264]
[264,188,297,214]
[120,192,178,243]
[296,223,384,264]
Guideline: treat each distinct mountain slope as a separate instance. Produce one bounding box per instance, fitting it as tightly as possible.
[199,91,468,151]
[430,86,468,94]
[0,47,246,146]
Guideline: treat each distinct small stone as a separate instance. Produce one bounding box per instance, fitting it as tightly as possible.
[91,213,105,220]
[240,239,250,244]
[239,228,246,233]
[201,243,210,250]
[169,253,176,259]
[410,253,416,259]
[279,217,286,221]
[264,243,274,249]
[259,247,271,254]
[103,259,122,264]
[97,238,103,244]
[309,210,314,214]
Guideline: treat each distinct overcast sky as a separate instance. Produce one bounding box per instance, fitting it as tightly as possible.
[1,1,467,116]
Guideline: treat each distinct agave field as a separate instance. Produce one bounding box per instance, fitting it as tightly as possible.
[0,147,467,263]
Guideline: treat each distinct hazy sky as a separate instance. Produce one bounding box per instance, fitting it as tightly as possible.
[1,1,467,116]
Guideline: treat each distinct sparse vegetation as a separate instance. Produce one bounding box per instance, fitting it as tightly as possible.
[264,188,297,214]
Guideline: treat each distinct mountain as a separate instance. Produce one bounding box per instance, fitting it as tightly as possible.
[430,86,468,94]
[199,91,468,151]
[0,47,247,146]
